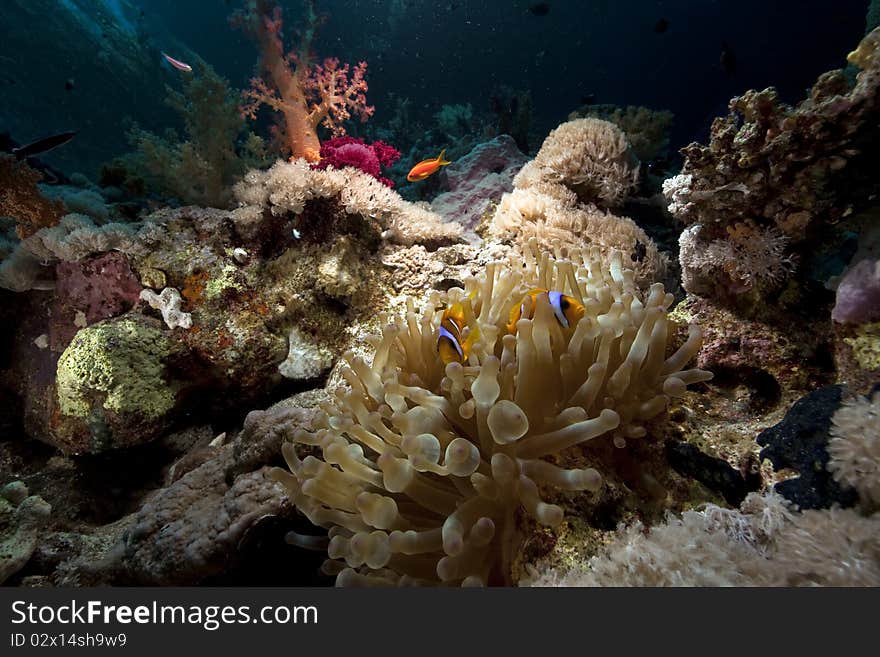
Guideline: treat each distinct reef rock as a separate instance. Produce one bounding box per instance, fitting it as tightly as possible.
[118,444,286,585]
[0,481,51,584]
[51,314,187,453]
[430,135,529,232]
[757,385,859,510]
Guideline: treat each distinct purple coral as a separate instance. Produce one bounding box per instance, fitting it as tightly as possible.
[51,252,143,349]
[312,136,400,186]
[832,258,880,324]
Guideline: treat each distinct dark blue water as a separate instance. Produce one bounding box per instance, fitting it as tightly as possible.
[0,0,870,176]
[144,0,868,144]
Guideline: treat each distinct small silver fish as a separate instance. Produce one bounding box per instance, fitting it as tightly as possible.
[162,52,193,72]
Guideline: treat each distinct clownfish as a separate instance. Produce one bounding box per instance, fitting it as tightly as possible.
[506,289,585,334]
[407,149,452,182]
[437,302,480,365]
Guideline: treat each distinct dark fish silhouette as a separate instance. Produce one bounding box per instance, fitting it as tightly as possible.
[653,18,669,33]
[64,78,75,91]
[11,131,77,160]
[580,93,596,105]
[720,41,737,76]
[528,3,551,16]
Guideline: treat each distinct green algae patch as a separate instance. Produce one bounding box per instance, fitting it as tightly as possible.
[56,316,178,421]
[844,322,880,371]
[204,263,246,300]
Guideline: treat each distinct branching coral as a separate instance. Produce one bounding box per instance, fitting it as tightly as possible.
[665,27,880,305]
[269,242,711,586]
[828,390,880,507]
[0,154,65,238]
[126,59,268,208]
[235,0,374,161]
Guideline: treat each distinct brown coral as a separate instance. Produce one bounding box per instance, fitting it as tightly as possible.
[0,154,65,238]
[665,27,880,307]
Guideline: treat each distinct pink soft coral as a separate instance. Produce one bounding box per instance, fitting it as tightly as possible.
[235,0,374,162]
[312,136,400,186]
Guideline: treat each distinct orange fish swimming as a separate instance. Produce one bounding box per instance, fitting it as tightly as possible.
[506,289,585,334]
[437,301,480,365]
[407,149,452,182]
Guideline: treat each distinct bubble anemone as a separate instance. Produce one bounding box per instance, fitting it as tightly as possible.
[270,241,712,586]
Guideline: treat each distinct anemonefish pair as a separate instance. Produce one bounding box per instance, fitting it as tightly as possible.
[407,149,452,182]
[437,289,585,365]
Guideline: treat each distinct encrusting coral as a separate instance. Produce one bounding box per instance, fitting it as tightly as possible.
[0,154,66,239]
[269,241,711,585]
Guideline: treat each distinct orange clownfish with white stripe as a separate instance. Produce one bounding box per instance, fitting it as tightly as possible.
[437,301,480,365]
[407,149,452,182]
[506,289,585,334]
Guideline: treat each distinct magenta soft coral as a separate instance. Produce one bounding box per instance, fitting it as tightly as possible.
[312,136,401,187]
[235,0,374,162]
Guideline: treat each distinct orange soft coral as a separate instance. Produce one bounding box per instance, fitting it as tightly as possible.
[0,154,65,238]
[235,0,374,162]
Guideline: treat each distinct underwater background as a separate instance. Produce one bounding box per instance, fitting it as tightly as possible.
[1,0,879,587]
[0,0,870,176]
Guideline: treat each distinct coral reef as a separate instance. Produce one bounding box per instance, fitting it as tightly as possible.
[0,155,66,238]
[665,28,880,309]
[235,0,374,161]
[126,59,268,208]
[0,481,51,584]
[270,244,710,585]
